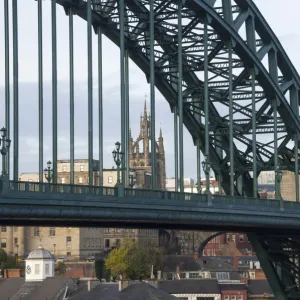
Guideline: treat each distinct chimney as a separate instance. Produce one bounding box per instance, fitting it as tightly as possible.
[194,252,199,261]
[234,256,239,270]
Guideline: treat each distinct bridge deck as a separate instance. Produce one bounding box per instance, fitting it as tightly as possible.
[0,180,299,232]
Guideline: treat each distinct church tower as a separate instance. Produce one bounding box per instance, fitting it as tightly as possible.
[129,97,166,190]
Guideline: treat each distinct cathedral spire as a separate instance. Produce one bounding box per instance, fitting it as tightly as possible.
[144,94,148,118]
[159,127,163,138]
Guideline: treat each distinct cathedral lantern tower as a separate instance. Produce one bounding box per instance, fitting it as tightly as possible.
[129,96,166,190]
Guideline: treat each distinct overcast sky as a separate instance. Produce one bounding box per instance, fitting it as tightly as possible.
[0,0,299,179]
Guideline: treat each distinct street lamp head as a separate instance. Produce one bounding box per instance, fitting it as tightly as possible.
[0,127,7,138]
[44,168,48,172]
[47,161,52,168]
[5,138,11,148]
[115,141,121,151]
[112,150,117,160]
[201,160,205,171]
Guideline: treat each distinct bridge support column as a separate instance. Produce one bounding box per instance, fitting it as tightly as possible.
[177,0,184,193]
[149,0,156,190]
[0,175,9,195]
[248,233,288,300]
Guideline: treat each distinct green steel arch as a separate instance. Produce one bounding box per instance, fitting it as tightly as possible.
[57,0,300,198]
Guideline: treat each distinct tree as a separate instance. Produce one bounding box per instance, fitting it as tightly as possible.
[0,249,7,267]
[105,241,165,280]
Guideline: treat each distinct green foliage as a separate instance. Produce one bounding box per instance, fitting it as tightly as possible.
[105,241,165,280]
[3,255,17,269]
[0,249,7,267]
[55,262,66,276]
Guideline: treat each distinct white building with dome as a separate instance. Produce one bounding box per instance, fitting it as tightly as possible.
[25,245,55,282]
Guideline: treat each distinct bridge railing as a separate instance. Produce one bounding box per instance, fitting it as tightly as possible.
[4,180,300,210]
[8,181,117,196]
[125,188,208,202]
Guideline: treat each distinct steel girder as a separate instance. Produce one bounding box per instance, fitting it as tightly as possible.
[56,0,300,197]
[248,233,300,300]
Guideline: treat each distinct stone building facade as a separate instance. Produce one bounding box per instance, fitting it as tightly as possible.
[129,100,166,190]
[280,170,299,201]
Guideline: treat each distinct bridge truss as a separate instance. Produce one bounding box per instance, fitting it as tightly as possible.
[2,0,300,298]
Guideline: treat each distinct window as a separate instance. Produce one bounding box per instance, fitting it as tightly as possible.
[224,297,229,300]
[116,239,121,247]
[67,252,71,257]
[237,296,243,300]
[207,249,210,256]
[105,239,110,248]
[62,164,67,172]
[216,272,230,280]
[35,264,40,274]
[189,272,199,278]
[108,176,113,184]
[116,228,121,233]
[79,177,83,184]
[239,234,244,242]
[232,234,236,242]
[45,264,50,275]
[1,239,6,248]
[80,165,84,172]
[227,234,230,242]
[1,226,7,233]
[14,237,18,246]
[61,178,66,184]
[231,296,236,300]
[34,227,40,237]
[66,236,72,248]
[49,227,56,236]
[104,228,109,233]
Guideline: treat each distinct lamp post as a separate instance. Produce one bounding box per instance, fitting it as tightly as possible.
[112,141,124,185]
[44,161,53,183]
[275,167,283,200]
[202,155,211,194]
[15,244,19,264]
[0,127,11,175]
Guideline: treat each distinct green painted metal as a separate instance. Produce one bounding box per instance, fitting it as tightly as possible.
[174,106,178,192]
[69,7,75,185]
[251,69,257,197]
[125,50,129,187]
[4,0,10,178]
[248,233,289,300]
[38,0,43,183]
[228,41,234,196]
[98,27,103,186]
[119,0,126,185]
[178,2,184,193]
[204,17,210,195]
[150,0,156,190]
[196,139,201,194]
[51,0,58,184]
[12,0,19,182]
[87,0,93,185]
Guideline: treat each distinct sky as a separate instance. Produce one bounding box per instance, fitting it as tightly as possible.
[0,0,299,179]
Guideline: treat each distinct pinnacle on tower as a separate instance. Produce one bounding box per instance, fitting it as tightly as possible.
[159,127,163,138]
[144,93,148,118]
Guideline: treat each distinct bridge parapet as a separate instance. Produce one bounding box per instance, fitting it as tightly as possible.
[3,180,300,212]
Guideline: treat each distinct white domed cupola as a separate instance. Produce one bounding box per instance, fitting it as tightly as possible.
[25,245,55,282]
